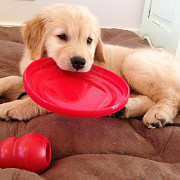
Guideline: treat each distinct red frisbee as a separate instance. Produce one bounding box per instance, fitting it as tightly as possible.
[23,57,129,118]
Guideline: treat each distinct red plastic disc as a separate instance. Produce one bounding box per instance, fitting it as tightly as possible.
[23,57,129,118]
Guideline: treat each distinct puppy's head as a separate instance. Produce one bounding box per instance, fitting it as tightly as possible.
[22,4,105,72]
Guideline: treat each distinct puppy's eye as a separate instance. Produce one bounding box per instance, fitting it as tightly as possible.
[87,37,92,44]
[57,34,68,41]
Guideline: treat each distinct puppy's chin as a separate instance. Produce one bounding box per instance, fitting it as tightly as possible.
[60,65,92,72]
[77,65,92,72]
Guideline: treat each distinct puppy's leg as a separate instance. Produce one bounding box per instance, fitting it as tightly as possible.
[143,90,180,128]
[0,76,25,101]
[111,94,155,118]
[0,76,50,121]
[0,97,50,121]
[121,51,180,128]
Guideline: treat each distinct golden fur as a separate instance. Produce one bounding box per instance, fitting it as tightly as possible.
[0,4,179,128]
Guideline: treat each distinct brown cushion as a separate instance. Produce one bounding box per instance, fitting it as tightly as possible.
[101,28,147,48]
[0,26,23,78]
[0,26,180,179]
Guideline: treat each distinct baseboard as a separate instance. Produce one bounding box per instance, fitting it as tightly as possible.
[0,23,22,27]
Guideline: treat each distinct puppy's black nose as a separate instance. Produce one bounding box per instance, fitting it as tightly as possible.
[71,56,86,70]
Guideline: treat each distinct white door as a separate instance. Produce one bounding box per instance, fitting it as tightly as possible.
[140,0,180,57]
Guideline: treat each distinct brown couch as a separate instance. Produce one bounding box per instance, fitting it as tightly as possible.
[0,26,180,180]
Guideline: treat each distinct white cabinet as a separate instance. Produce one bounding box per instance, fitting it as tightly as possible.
[140,0,180,58]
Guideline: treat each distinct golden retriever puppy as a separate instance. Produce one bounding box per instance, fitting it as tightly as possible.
[0,4,179,129]
[0,4,103,121]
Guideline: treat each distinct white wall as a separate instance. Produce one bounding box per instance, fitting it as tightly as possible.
[0,0,145,33]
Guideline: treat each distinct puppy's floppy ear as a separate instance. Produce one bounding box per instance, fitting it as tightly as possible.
[22,15,47,60]
[94,39,105,62]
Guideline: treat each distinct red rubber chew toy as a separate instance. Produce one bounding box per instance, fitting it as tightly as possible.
[0,132,51,173]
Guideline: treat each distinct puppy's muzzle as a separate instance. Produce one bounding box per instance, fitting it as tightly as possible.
[70,56,86,70]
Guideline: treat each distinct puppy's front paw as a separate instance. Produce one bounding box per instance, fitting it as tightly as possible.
[0,98,50,121]
[143,105,177,128]
[4,107,27,121]
[0,101,26,121]
[0,103,16,121]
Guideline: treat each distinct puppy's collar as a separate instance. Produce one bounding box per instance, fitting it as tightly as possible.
[18,92,27,100]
